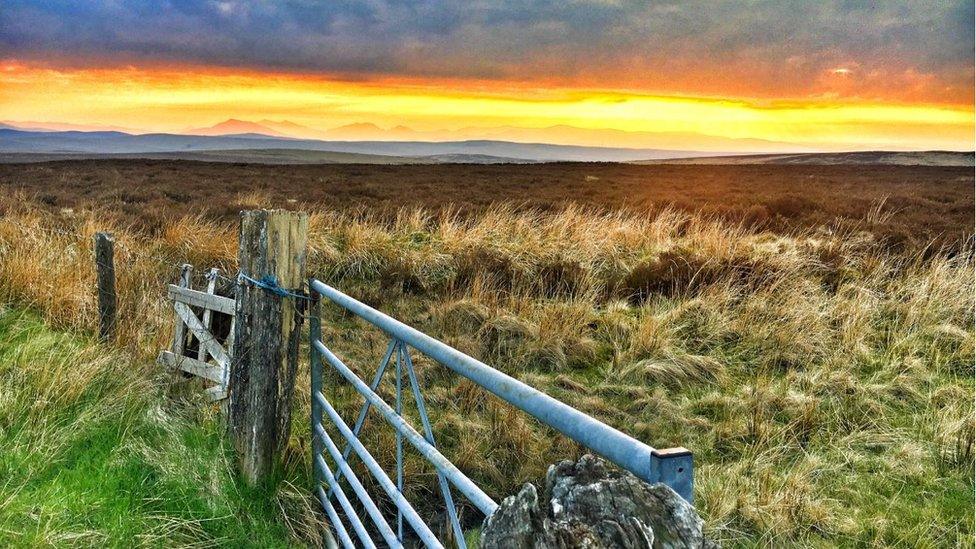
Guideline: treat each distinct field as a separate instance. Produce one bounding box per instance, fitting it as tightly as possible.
[0,161,972,250]
[0,160,972,547]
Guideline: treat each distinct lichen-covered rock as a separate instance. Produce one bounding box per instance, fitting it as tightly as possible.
[480,454,716,549]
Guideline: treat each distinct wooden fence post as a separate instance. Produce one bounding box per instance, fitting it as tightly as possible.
[94,232,117,341]
[228,209,309,485]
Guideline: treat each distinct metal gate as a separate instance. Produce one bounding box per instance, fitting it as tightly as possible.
[308,278,693,548]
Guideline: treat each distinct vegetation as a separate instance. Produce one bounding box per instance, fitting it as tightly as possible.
[0,189,972,547]
[0,307,327,547]
[1,161,971,249]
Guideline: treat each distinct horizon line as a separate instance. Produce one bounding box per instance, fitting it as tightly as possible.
[6,119,975,155]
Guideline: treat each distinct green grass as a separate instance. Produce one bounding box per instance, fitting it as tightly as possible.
[0,307,319,547]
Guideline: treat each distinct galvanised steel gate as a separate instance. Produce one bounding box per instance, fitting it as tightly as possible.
[308,279,693,548]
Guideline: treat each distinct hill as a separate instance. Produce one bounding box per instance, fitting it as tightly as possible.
[0,148,435,165]
[646,150,975,166]
[3,128,971,166]
[184,119,293,138]
[2,161,970,250]
[0,128,698,163]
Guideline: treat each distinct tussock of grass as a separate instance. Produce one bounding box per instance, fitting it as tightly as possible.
[0,307,328,547]
[0,197,972,546]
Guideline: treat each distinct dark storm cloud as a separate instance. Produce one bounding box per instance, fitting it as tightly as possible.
[1,1,972,101]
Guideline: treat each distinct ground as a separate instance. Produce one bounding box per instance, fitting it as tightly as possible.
[0,161,971,248]
[0,160,972,547]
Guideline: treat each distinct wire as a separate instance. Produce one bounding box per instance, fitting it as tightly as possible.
[237,272,310,301]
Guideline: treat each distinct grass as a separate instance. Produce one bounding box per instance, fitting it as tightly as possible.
[0,194,972,546]
[0,307,326,547]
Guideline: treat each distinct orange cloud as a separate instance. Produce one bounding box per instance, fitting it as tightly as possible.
[1,62,972,151]
[3,1,972,107]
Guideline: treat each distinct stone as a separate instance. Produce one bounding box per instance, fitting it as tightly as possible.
[480,454,716,549]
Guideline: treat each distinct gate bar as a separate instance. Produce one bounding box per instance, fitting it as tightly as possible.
[315,423,402,548]
[315,390,444,548]
[332,339,397,490]
[310,279,693,502]
[314,453,377,549]
[401,346,465,546]
[313,339,498,515]
[316,486,356,549]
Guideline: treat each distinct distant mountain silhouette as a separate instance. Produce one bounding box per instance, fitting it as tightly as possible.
[256,119,330,139]
[185,119,292,137]
[325,123,388,140]
[167,118,810,152]
[1,120,138,133]
[2,118,812,152]
[260,120,805,151]
[0,128,701,162]
[1,129,968,165]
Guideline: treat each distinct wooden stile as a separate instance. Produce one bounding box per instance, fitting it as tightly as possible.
[158,351,224,383]
[155,209,308,486]
[171,301,231,368]
[158,264,233,402]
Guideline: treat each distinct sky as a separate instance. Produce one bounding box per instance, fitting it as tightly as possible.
[0,1,973,151]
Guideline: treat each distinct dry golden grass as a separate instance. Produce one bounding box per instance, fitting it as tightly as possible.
[0,194,972,546]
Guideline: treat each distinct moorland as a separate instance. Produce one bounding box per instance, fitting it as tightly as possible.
[0,160,972,547]
[0,161,971,248]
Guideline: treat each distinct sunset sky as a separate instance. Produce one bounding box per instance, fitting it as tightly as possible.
[1,1,973,152]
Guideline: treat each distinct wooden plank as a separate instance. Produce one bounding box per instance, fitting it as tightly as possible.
[172,265,193,355]
[168,284,236,316]
[205,386,228,401]
[198,268,219,363]
[223,315,235,389]
[173,300,230,368]
[158,350,225,383]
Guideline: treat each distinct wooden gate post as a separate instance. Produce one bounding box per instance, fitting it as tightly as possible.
[228,209,309,486]
[94,232,117,342]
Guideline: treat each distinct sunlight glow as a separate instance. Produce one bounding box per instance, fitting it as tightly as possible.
[1,62,972,151]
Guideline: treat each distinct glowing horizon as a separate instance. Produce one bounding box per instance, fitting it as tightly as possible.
[1,1,972,152]
[1,62,972,152]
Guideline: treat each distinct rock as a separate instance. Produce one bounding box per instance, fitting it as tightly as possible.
[480,454,716,549]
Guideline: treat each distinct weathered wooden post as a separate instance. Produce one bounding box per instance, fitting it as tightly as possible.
[198,267,219,363]
[93,232,117,341]
[228,209,309,485]
[172,264,193,356]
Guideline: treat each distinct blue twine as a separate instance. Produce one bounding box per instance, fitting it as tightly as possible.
[238,272,310,300]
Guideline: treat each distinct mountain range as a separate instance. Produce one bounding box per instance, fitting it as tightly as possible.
[181,119,803,152]
[0,126,705,163]
[5,118,803,151]
[0,120,971,165]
